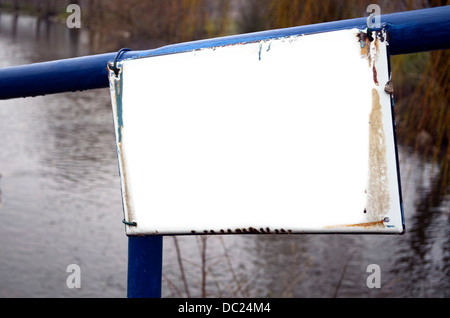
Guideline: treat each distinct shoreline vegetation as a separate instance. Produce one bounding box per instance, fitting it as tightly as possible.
[1,0,448,297]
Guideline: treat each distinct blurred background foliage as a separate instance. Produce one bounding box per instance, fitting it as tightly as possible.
[1,0,448,195]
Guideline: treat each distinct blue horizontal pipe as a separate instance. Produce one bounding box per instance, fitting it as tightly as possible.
[0,6,449,100]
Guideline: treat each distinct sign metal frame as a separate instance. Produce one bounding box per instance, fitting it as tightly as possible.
[109,27,405,236]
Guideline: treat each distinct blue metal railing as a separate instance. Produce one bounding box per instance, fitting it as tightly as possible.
[1,6,449,298]
[0,6,449,100]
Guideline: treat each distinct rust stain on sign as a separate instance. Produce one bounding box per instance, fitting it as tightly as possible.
[357,29,391,224]
[358,30,380,85]
[372,65,379,85]
[190,227,294,235]
[357,32,370,56]
[366,88,390,222]
[325,219,385,230]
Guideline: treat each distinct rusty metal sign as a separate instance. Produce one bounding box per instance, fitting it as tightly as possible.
[108,28,405,236]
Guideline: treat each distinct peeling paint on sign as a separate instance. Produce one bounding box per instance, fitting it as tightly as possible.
[108,70,136,226]
[108,28,405,235]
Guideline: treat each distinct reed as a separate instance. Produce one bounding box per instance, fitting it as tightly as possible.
[392,50,449,196]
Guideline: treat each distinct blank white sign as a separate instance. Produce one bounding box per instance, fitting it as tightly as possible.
[109,28,404,235]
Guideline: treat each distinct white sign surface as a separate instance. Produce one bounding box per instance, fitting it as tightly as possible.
[109,28,404,235]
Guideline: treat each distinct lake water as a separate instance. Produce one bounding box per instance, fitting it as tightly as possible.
[0,12,448,298]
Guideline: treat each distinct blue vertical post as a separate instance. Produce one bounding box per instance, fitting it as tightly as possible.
[127,235,163,298]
